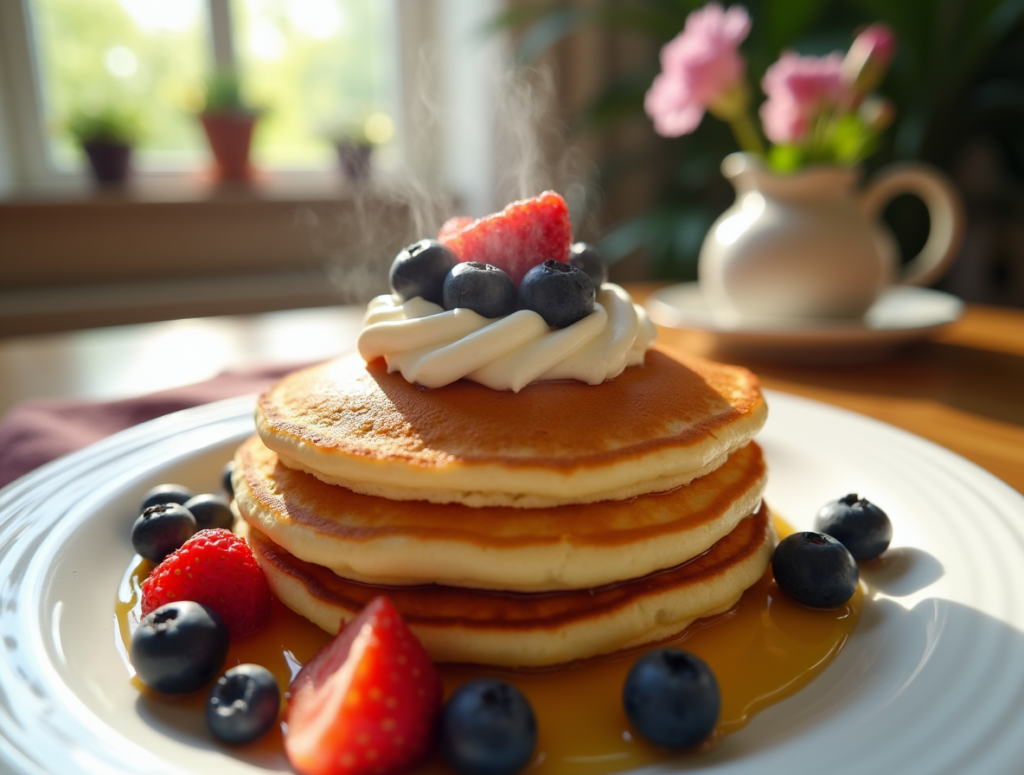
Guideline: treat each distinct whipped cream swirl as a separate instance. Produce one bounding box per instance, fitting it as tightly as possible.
[357,283,657,392]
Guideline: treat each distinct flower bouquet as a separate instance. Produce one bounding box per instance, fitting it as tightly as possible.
[644,3,897,172]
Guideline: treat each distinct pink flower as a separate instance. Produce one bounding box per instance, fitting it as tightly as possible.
[850,24,896,70]
[644,3,751,137]
[843,23,897,93]
[759,51,847,144]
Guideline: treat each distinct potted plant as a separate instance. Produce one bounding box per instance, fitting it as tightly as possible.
[331,122,374,183]
[199,70,261,181]
[325,114,383,183]
[67,107,141,186]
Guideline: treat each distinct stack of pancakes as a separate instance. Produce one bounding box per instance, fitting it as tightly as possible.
[233,349,773,667]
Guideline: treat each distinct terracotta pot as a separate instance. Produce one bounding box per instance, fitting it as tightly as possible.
[698,153,965,320]
[82,140,132,186]
[200,112,258,181]
[334,141,373,182]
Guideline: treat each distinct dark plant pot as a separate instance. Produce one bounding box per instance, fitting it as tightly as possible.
[334,141,373,182]
[200,112,258,181]
[82,140,132,186]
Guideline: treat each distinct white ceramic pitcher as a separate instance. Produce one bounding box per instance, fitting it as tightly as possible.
[698,153,965,320]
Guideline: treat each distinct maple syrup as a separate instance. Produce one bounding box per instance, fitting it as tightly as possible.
[115,516,862,774]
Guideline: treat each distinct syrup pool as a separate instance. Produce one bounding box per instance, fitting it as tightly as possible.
[115,516,862,774]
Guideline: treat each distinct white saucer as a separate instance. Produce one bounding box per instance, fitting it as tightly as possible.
[645,284,964,363]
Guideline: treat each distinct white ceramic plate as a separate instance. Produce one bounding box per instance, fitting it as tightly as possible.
[2,391,1024,775]
[645,284,964,363]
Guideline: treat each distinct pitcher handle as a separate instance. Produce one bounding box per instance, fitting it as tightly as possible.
[860,163,966,287]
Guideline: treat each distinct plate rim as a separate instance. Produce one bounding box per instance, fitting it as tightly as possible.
[1,390,1023,775]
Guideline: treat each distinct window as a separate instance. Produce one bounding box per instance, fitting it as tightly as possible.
[232,0,398,168]
[0,0,507,218]
[19,0,400,174]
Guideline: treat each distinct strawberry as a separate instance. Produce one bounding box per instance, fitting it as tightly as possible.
[285,597,442,775]
[439,191,572,287]
[141,528,271,637]
[438,215,474,241]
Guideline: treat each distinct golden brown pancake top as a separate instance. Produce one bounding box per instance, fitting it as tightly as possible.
[257,348,765,472]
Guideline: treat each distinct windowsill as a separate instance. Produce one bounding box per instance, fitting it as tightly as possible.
[0,167,403,205]
[0,168,439,337]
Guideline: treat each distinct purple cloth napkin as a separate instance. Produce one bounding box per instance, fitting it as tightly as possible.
[0,364,305,489]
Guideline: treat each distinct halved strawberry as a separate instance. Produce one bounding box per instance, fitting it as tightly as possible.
[284,597,442,775]
[439,191,572,287]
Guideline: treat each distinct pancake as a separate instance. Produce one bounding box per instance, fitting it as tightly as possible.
[233,435,767,592]
[242,502,775,668]
[255,349,767,508]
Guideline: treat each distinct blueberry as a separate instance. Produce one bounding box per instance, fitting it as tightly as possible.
[184,493,234,531]
[569,242,608,291]
[814,493,893,560]
[442,262,517,318]
[622,648,720,749]
[772,531,859,608]
[132,502,197,562]
[519,260,595,329]
[439,679,537,775]
[131,601,229,694]
[140,483,194,512]
[222,460,236,498]
[390,239,458,305]
[207,664,281,744]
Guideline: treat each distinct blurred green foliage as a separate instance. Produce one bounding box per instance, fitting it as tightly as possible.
[494,0,1024,280]
[66,106,142,145]
[202,69,255,115]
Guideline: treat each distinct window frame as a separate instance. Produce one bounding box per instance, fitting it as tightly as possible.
[0,0,52,193]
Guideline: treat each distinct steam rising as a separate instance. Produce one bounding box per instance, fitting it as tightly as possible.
[306,53,598,304]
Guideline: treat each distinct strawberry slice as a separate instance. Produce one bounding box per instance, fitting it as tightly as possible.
[284,597,442,775]
[439,191,572,287]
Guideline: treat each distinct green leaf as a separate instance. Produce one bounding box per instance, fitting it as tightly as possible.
[600,215,661,264]
[481,2,564,35]
[513,8,591,64]
[767,144,803,174]
[950,0,1024,94]
[600,205,713,280]
[828,113,870,164]
[500,1,694,64]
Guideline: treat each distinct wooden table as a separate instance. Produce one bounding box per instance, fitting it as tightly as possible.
[2,288,1021,494]
[645,292,1024,495]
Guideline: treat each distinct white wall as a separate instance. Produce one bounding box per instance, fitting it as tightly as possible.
[437,0,504,217]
